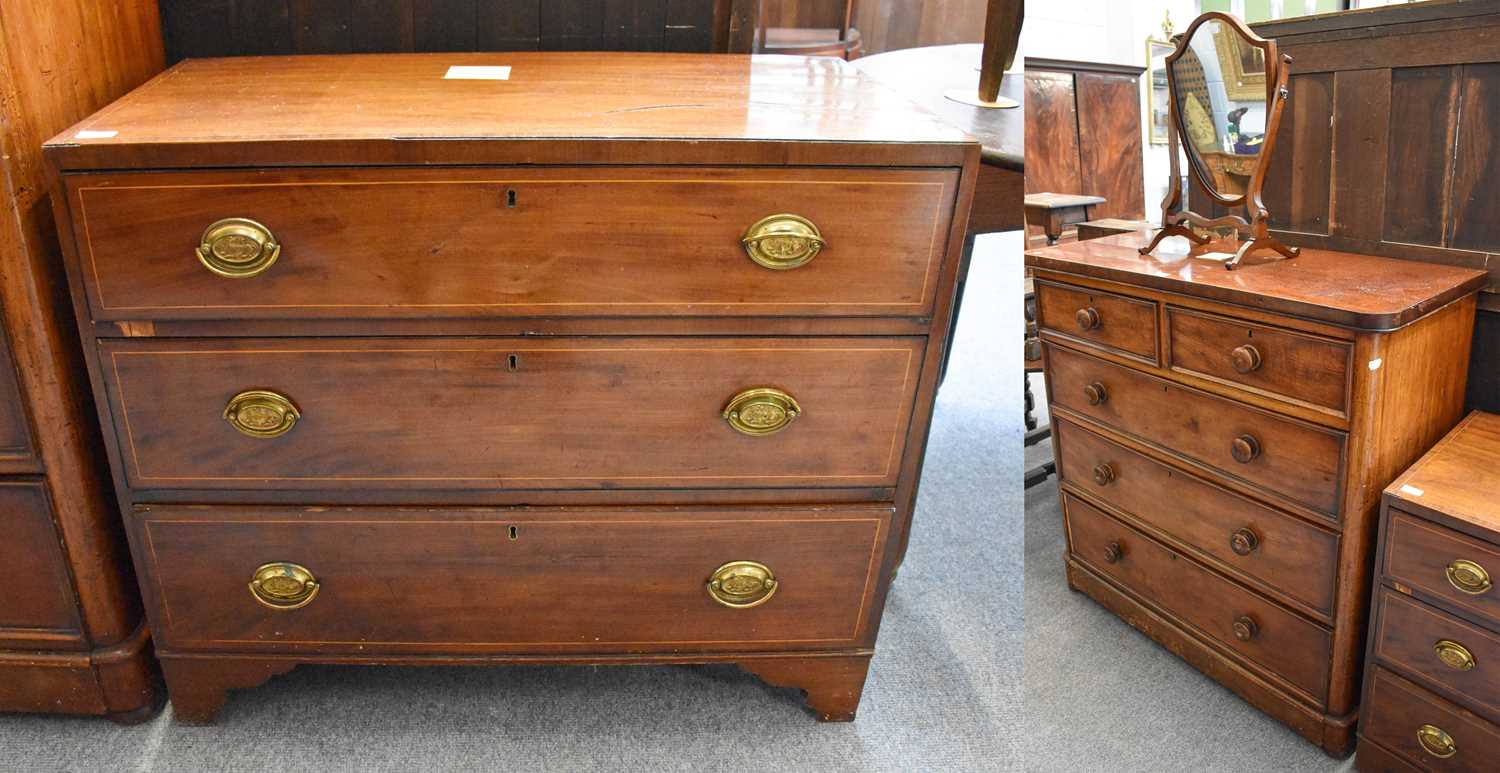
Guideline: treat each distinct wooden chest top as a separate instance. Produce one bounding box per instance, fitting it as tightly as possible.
[1026,231,1487,330]
[1386,411,1500,543]
[44,53,975,170]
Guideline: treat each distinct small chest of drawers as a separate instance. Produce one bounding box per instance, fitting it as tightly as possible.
[1357,412,1500,771]
[1026,233,1487,756]
[45,53,978,722]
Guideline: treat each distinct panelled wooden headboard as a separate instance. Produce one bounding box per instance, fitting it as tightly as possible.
[1192,1,1500,411]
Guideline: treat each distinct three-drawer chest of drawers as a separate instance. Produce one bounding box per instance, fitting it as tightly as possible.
[1357,411,1500,771]
[43,53,979,722]
[1025,233,1487,755]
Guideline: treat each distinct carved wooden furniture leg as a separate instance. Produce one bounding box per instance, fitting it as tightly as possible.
[1226,234,1302,270]
[1137,222,1209,255]
[160,656,299,724]
[739,654,872,721]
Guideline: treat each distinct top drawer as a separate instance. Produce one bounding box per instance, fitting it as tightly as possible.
[64,166,959,321]
[1166,307,1351,418]
[1385,510,1500,630]
[1034,281,1159,364]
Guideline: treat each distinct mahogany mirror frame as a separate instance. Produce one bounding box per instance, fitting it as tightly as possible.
[1138,11,1301,270]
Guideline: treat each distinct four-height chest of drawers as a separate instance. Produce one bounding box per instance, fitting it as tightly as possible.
[1026,233,1486,755]
[44,53,978,722]
[1357,411,1500,771]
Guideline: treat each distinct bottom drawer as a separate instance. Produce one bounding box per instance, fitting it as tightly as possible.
[1064,493,1331,703]
[1361,666,1500,772]
[137,504,890,653]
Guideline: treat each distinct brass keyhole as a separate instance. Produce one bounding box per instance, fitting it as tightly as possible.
[509,525,519,541]
[507,354,519,372]
[506,189,518,208]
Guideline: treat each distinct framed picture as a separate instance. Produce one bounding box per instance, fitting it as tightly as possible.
[1146,38,1175,145]
[1213,23,1267,101]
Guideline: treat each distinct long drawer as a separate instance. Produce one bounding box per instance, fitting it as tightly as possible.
[1064,493,1331,703]
[99,337,923,491]
[1054,418,1339,618]
[1047,343,1346,515]
[136,504,890,653]
[1373,590,1500,721]
[1361,667,1500,771]
[66,166,958,321]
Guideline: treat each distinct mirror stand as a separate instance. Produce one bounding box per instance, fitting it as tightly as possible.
[1138,13,1302,271]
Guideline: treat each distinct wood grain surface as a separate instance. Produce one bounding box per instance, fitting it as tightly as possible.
[68,166,956,320]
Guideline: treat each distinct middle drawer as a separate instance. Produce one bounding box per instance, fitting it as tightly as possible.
[99,337,923,491]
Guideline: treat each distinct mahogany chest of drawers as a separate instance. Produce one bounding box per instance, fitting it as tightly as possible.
[1357,411,1500,771]
[1026,233,1487,755]
[43,53,977,722]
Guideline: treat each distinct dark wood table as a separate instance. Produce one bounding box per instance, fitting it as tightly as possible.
[1024,192,1107,245]
[854,43,1023,381]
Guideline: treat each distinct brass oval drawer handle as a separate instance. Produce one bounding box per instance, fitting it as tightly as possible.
[1230,528,1260,556]
[223,390,300,439]
[707,560,778,608]
[1232,615,1259,642]
[722,387,801,436]
[1231,344,1262,374]
[197,218,281,278]
[1102,541,1123,564]
[1416,723,1457,759]
[1075,306,1101,331]
[1083,382,1108,406]
[249,562,320,610]
[1230,434,1260,464]
[1446,559,1492,596]
[1092,463,1115,486]
[1433,639,1476,671]
[741,214,825,270]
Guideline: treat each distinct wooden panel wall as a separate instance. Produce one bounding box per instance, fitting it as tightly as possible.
[1024,59,1146,227]
[1212,3,1500,412]
[159,0,727,61]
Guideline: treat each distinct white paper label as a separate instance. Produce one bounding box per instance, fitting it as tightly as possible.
[1399,484,1424,497]
[1368,358,1383,371]
[75,130,118,139]
[444,66,511,81]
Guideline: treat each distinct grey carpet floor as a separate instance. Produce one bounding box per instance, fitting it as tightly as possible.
[0,233,1025,773]
[1023,376,1357,773]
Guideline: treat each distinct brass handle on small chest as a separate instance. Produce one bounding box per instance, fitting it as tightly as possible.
[1231,344,1262,374]
[1092,463,1115,486]
[707,561,778,608]
[224,390,300,438]
[1446,559,1492,595]
[197,218,280,278]
[249,562,319,610]
[1433,639,1476,671]
[1232,615,1259,642]
[1230,528,1259,556]
[741,214,825,270]
[1075,307,1101,331]
[723,387,801,436]
[1083,382,1108,406]
[1231,434,1260,464]
[1416,724,1457,759]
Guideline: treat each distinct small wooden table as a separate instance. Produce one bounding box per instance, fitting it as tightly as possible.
[1025,193,1107,245]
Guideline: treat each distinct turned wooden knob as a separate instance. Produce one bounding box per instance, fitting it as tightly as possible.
[1084,382,1108,406]
[1231,434,1261,464]
[1233,615,1259,641]
[1102,541,1123,564]
[1075,307,1101,331]
[1092,463,1116,486]
[1230,528,1260,556]
[1231,344,1262,374]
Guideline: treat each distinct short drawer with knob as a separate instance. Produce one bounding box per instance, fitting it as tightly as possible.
[1029,233,1485,756]
[1358,412,1500,770]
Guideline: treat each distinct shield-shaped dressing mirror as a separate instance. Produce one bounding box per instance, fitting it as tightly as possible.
[1138,12,1299,270]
